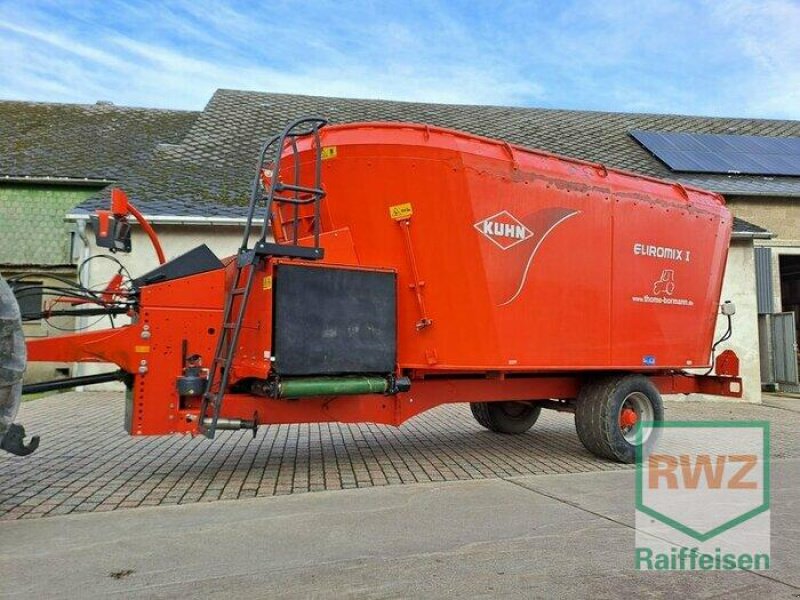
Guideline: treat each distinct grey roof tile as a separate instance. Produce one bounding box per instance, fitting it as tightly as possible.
[0,100,198,181]
[731,217,769,237]
[13,91,788,237]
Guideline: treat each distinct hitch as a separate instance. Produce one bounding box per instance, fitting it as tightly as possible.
[1,423,39,456]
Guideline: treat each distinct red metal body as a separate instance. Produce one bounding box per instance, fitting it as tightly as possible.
[27,123,742,436]
[282,123,733,372]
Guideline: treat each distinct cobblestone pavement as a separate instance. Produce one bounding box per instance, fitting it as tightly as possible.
[1,392,797,520]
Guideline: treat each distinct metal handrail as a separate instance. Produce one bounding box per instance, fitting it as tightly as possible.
[240,117,327,252]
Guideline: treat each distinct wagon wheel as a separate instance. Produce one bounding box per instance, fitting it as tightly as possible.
[470,401,542,434]
[574,375,663,463]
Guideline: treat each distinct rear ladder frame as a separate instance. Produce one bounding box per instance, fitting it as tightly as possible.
[198,117,328,438]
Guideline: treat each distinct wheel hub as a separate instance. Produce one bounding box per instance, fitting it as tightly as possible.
[618,391,654,444]
[619,407,638,429]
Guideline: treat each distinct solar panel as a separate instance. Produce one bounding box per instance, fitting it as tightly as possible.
[630,130,800,176]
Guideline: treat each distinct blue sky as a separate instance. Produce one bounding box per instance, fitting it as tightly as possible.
[1,0,799,118]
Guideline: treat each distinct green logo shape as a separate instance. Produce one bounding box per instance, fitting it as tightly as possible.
[635,421,770,542]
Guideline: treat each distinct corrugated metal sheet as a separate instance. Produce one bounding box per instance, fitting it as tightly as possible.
[772,312,799,390]
[754,247,774,314]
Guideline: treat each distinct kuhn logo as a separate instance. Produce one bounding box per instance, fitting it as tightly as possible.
[474,211,533,250]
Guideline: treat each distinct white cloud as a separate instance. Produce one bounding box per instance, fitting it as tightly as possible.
[0,2,543,108]
[0,0,797,118]
[709,0,800,118]
[0,20,128,69]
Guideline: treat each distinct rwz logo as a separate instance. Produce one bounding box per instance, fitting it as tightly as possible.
[636,421,769,546]
[634,422,771,571]
[648,453,758,490]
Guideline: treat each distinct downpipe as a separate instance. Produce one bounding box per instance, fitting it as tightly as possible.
[73,217,91,380]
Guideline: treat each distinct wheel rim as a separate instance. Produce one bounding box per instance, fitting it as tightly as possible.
[618,392,654,444]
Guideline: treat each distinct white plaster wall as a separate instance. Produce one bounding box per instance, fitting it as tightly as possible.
[667,239,762,404]
[82,223,244,287]
[75,223,245,385]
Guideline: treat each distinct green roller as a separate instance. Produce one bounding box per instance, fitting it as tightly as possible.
[276,376,389,399]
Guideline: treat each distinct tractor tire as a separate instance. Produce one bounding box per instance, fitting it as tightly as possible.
[0,275,26,446]
[574,375,663,464]
[470,401,542,434]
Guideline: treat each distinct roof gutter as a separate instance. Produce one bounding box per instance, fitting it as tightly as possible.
[1,175,114,186]
[718,190,800,198]
[64,212,248,226]
[731,231,774,240]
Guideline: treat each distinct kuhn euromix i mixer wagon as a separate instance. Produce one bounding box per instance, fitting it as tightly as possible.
[1,118,742,463]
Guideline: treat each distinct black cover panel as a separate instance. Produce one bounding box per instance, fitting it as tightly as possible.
[133,244,223,287]
[273,264,396,376]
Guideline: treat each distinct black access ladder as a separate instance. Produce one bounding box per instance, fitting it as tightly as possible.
[198,117,328,438]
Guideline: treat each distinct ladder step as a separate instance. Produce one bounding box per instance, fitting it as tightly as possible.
[231,287,247,295]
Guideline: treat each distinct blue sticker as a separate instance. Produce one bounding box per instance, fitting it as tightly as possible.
[642,355,656,366]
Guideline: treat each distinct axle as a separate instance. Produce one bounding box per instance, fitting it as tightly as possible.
[21,370,127,395]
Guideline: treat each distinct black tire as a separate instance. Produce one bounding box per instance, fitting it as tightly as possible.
[470,401,542,434]
[574,375,663,464]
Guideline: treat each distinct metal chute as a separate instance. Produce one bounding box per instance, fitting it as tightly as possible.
[0,275,38,456]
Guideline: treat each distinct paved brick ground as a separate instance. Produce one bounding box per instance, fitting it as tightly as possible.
[1,392,798,520]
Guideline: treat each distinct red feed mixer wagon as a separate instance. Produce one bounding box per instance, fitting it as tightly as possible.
[9,118,742,463]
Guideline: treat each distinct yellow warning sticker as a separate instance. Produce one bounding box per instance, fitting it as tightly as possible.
[263,276,273,290]
[321,146,337,160]
[134,345,150,354]
[389,202,413,221]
